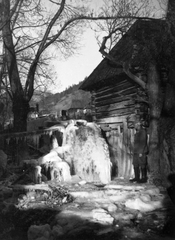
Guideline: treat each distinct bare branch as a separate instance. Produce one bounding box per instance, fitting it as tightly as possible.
[11,0,23,28]
[37,0,66,57]
[99,30,146,90]
[123,62,146,89]
[42,15,156,54]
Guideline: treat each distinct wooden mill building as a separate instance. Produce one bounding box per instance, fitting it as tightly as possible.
[80,19,168,179]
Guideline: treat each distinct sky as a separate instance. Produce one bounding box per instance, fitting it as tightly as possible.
[49,0,168,93]
[50,0,104,93]
[52,28,103,93]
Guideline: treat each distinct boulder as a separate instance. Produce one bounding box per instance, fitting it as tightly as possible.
[62,122,111,184]
[27,224,51,240]
[125,197,163,212]
[52,225,64,238]
[92,208,114,225]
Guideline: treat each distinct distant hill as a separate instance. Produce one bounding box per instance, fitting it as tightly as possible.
[30,80,91,113]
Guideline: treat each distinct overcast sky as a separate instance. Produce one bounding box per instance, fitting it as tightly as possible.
[50,0,103,93]
[49,0,167,93]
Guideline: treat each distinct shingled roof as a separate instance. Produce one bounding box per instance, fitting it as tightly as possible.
[80,19,166,91]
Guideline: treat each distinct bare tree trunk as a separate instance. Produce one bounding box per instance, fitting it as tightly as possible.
[2,0,30,132]
[12,96,29,132]
[147,62,163,185]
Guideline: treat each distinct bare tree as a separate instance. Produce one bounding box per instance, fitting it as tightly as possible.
[0,0,155,132]
[0,0,88,131]
[0,0,168,132]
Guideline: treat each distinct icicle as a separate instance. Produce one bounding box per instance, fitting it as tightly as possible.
[24,135,27,145]
[32,134,38,148]
[16,136,19,144]
[6,137,11,146]
[36,134,40,149]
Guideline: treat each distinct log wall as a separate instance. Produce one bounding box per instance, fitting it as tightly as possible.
[91,80,149,179]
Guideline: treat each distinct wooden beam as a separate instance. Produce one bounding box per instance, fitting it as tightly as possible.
[95,93,136,107]
[96,99,134,112]
[95,86,137,103]
[96,107,135,118]
[95,80,133,97]
[96,114,135,124]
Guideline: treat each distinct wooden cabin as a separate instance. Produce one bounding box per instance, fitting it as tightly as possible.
[80,19,167,179]
[52,90,92,120]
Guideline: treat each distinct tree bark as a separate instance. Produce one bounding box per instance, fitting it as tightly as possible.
[2,0,30,132]
[146,62,163,184]
[12,95,30,132]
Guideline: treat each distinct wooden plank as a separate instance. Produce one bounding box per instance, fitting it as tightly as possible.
[95,87,137,103]
[95,80,133,97]
[95,86,137,102]
[96,116,129,124]
[95,93,136,107]
[0,125,65,138]
[96,106,135,118]
[96,100,134,112]
[93,78,126,94]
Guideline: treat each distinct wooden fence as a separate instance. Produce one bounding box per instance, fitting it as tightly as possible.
[0,125,65,165]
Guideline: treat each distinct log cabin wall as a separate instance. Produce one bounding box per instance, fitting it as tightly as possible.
[91,79,149,179]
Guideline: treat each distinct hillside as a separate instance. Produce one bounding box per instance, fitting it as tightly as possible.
[30,80,91,113]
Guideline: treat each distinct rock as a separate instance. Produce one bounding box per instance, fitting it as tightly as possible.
[100,203,118,212]
[63,122,111,184]
[27,224,51,240]
[52,225,64,237]
[125,197,163,212]
[92,208,114,225]
[112,211,135,222]
[144,187,160,196]
[139,194,151,202]
[108,192,130,202]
